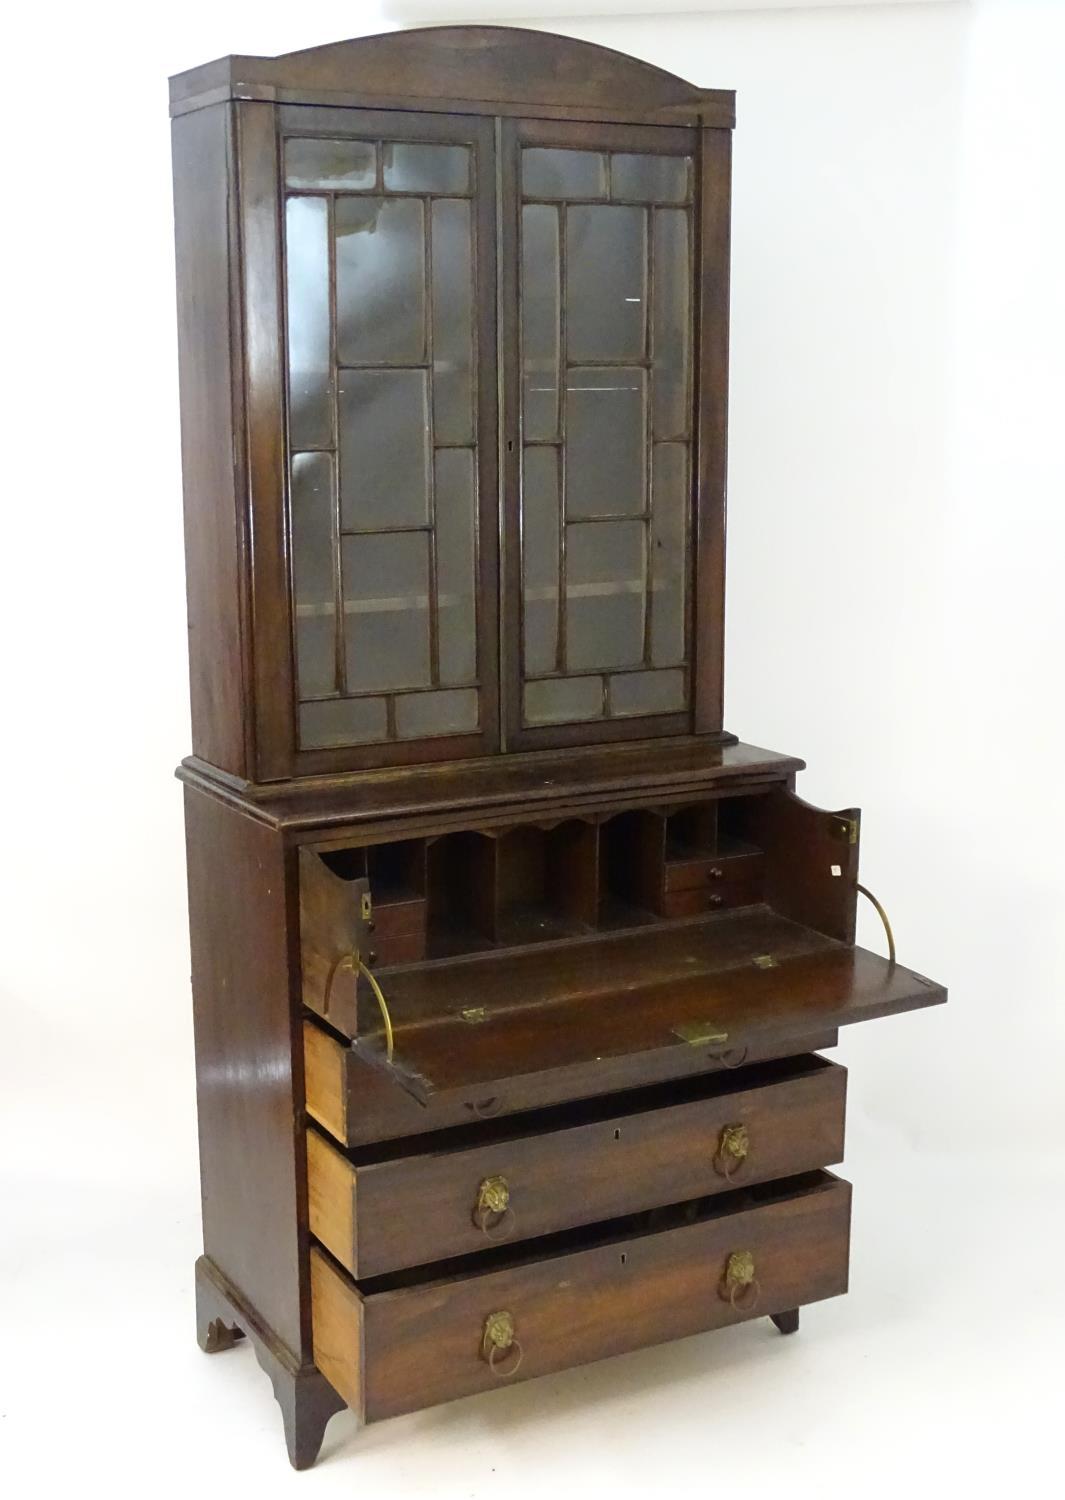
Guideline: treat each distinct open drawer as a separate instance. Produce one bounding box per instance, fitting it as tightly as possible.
[308,1054,847,1277]
[298,787,946,1119]
[311,1170,852,1423]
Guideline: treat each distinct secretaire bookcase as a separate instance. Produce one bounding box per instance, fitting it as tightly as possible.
[169,25,946,1468]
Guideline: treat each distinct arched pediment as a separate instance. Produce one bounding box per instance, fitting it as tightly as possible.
[170,25,734,127]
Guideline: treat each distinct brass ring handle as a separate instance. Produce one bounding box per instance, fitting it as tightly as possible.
[719,1250,760,1311]
[713,1123,750,1180]
[708,1045,749,1071]
[488,1338,524,1377]
[473,1176,516,1241]
[856,883,896,965]
[470,1097,502,1118]
[730,1277,761,1312]
[482,1310,523,1377]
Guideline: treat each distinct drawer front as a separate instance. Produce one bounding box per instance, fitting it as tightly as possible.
[658,876,761,918]
[304,1017,841,1149]
[311,1172,852,1423]
[308,1057,846,1278]
[663,850,763,895]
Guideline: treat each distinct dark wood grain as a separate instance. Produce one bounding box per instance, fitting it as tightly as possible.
[693,127,732,734]
[177,738,797,834]
[171,103,250,777]
[185,787,306,1357]
[196,1256,345,1469]
[343,922,943,1105]
[730,788,860,942]
[307,1017,842,1148]
[311,1171,851,1422]
[169,26,735,129]
[310,1055,846,1277]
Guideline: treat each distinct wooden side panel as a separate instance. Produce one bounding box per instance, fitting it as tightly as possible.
[235,101,294,783]
[185,787,305,1355]
[171,104,249,776]
[298,849,364,1036]
[307,1129,358,1274]
[693,127,731,735]
[731,789,860,942]
[310,1249,364,1417]
[304,1020,350,1143]
[356,1175,851,1421]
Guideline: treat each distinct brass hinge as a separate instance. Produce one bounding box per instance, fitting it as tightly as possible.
[828,815,859,846]
[673,1020,729,1047]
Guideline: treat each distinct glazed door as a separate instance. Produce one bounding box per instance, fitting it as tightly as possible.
[279,106,499,768]
[500,118,723,750]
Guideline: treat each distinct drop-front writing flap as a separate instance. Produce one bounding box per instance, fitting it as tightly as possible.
[349,907,945,1104]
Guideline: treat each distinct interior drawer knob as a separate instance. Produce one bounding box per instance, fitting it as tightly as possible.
[714,1122,750,1179]
[473,1175,515,1240]
[482,1310,523,1377]
[719,1249,760,1311]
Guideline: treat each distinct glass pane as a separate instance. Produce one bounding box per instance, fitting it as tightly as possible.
[566,205,646,363]
[342,533,430,692]
[521,205,560,441]
[338,370,429,531]
[611,153,690,204]
[524,677,602,725]
[650,443,689,667]
[335,197,425,365]
[434,449,478,685]
[566,520,646,671]
[522,447,560,676]
[291,452,336,698]
[383,142,470,194]
[285,197,333,450]
[652,209,692,440]
[285,137,376,191]
[523,148,606,200]
[395,688,478,739]
[565,369,646,519]
[299,697,388,749]
[609,668,686,717]
[431,200,475,445]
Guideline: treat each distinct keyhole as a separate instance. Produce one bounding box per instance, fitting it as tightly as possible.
[613,1128,621,1141]
[620,1252,627,1265]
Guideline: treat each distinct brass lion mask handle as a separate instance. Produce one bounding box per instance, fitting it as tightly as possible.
[719,1249,761,1311]
[714,1123,750,1180]
[482,1310,523,1377]
[473,1175,516,1241]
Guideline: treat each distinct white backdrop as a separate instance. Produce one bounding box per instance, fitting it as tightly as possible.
[2,2,1063,1496]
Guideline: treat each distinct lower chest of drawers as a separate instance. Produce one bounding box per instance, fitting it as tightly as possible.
[305,1049,851,1421]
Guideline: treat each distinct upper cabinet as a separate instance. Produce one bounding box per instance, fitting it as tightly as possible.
[170,28,735,783]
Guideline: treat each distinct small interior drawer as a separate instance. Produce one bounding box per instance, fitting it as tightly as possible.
[307,1055,846,1278]
[311,1170,852,1424]
[662,848,763,895]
